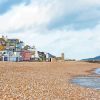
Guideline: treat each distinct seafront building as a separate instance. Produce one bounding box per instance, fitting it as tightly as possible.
[0,35,64,62]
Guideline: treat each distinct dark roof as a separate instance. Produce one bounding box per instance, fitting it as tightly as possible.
[47,53,55,58]
[7,39,19,43]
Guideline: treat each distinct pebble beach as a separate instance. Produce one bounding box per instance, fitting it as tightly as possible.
[0,61,100,100]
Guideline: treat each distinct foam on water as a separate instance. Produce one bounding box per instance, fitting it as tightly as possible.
[71,76,100,90]
[95,68,100,75]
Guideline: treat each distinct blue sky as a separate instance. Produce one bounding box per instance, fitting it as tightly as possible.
[0,0,100,59]
[0,0,30,14]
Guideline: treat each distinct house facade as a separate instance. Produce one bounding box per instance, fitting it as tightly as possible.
[21,50,31,61]
[0,35,56,62]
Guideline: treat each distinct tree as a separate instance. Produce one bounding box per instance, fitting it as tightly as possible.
[24,45,30,50]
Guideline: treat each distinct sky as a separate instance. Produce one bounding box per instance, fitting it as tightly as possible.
[0,0,100,59]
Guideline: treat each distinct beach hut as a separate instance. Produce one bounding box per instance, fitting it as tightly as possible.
[46,53,56,62]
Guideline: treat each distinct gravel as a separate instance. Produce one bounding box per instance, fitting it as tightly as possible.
[0,61,100,100]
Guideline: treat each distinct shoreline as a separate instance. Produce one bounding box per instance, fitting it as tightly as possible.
[70,67,100,91]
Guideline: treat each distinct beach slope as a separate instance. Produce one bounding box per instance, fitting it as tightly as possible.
[0,61,100,100]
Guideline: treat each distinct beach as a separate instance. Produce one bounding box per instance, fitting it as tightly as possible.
[0,61,100,100]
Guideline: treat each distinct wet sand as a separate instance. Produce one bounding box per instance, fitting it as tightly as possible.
[0,61,100,100]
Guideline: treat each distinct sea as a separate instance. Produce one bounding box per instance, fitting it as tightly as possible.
[71,68,100,90]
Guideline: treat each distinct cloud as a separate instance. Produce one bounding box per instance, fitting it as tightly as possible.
[0,0,100,32]
[0,0,53,33]
[42,25,100,59]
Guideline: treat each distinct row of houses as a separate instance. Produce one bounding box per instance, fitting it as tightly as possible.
[0,36,58,62]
